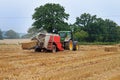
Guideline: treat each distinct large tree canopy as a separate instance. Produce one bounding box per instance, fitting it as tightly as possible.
[30,3,69,33]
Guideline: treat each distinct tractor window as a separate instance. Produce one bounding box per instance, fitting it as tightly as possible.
[59,32,67,38]
[67,32,71,38]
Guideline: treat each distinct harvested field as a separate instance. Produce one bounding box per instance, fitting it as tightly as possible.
[0,39,30,44]
[0,39,120,80]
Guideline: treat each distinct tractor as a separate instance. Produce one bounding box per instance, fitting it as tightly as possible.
[21,31,79,53]
[58,31,79,51]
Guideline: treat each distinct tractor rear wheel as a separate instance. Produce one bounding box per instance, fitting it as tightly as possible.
[68,40,73,50]
[73,42,79,51]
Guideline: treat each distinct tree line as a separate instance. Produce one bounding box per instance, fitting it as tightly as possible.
[0,29,28,39]
[28,3,120,42]
[73,13,120,42]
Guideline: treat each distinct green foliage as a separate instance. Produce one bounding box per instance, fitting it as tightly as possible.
[30,3,69,33]
[75,13,97,30]
[74,30,88,41]
[101,19,117,42]
[0,29,3,39]
[5,30,19,39]
[74,13,120,42]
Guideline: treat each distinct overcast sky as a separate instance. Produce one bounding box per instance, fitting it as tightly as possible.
[0,0,120,33]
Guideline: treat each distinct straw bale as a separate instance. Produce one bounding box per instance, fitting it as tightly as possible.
[21,40,37,49]
[104,46,118,52]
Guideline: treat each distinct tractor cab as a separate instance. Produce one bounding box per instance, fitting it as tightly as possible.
[58,31,72,42]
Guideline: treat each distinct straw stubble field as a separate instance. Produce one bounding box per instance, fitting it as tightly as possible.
[0,39,120,80]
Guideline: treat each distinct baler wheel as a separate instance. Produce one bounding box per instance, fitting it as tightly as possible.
[52,45,57,53]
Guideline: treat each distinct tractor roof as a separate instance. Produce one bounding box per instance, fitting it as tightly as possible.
[58,31,71,33]
[37,32,59,36]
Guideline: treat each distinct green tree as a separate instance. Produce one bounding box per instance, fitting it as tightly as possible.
[102,19,119,42]
[5,30,19,39]
[74,30,88,41]
[85,18,105,42]
[30,3,69,33]
[75,13,97,31]
[0,29,3,39]
[75,13,99,42]
[116,26,120,41]
[74,13,120,42]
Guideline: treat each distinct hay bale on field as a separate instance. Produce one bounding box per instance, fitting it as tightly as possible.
[21,40,37,49]
[117,44,120,47]
[104,46,118,52]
